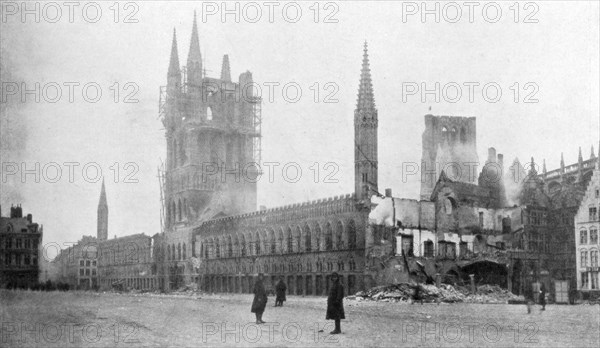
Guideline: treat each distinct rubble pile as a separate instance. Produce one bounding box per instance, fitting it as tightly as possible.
[348,283,524,304]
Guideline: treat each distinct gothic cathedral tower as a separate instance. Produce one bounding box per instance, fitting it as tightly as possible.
[354,42,378,201]
[161,13,260,231]
[97,179,108,241]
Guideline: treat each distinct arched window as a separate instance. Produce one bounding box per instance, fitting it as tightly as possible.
[182,243,187,259]
[215,240,220,258]
[336,221,344,249]
[240,235,247,257]
[177,243,181,260]
[295,227,302,253]
[314,224,322,251]
[325,223,333,251]
[286,228,293,253]
[347,220,357,249]
[227,236,233,258]
[278,229,284,253]
[255,232,261,255]
[270,230,276,254]
[444,197,455,215]
[441,126,448,141]
[423,240,434,257]
[304,225,312,252]
[207,106,213,120]
[167,246,171,261]
[177,199,182,221]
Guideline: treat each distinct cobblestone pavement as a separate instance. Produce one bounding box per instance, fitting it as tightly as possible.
[1,290,599,347]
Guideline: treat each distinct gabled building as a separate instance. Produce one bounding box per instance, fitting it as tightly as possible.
[574,156,600,299]
[0,205,43,288]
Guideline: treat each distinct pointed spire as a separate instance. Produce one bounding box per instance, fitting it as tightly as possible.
[543,159,547,175]
[356,41,375,112]
[168,28,181,77]
[187,11,202,84]
[529,157,537,174]
[560,152,565,170]
[220,54,231,82]
[99,179,107,207]
[578,146,583,162]
[591,145,596,160]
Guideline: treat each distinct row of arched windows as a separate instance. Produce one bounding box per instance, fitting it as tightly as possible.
[163,242,187,261]
[200,220,358,259]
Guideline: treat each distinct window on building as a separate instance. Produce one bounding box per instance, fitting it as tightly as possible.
[590,207,598,221]
[85,269,90,276]
[32,240,38,249]
[595,189,599,198]
[92,269,97,276]
[362,173,367,183]
[581,230,588,245]
[591,230,598,245]
[80,269,84,276]
[24,254,30,265]
[92,260,96,266]
[24,239,30,249]
[590,250,599,267]
[592,272,599,290]
[424,240,434,258]
[581,272,589,289]
[581,250,588,267]
[86,260,91,267]
[16,239,22,249]
[478,212,484,228]
[80,260,84,266]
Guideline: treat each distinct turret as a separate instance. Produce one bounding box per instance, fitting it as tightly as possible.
[186,11,202,87]
[221,55,231,82]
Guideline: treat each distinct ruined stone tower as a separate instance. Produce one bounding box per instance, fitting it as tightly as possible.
[420,115,478,200]
[354,42,378,201]
[160,13,261,230]
[97,179,108,241]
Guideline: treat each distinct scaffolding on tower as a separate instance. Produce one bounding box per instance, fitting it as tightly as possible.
[249,96,262,165]
[157,161,166,233]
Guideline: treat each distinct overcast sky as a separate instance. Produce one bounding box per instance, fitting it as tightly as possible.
[1,1,598,258]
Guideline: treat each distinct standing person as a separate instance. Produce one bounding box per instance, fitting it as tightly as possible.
[326,272,345,335]
[539,282,547,311]
[525,284,534,314]
[275,277,287,307]
[251,273,267,324]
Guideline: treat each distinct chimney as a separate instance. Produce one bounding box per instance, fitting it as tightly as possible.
[385,188,392,197]
[27,214,32,223]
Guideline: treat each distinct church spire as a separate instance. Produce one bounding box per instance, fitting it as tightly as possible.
[97,179,108,241]
[220,54,231,82]
[168,28,180,78]
[354,42,378,201]
[591,144,596,160]
[356,41,375,112]
[542,158,547,176]
[187,11,202,85]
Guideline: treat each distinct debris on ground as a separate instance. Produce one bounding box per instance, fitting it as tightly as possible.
[347,283,524,304]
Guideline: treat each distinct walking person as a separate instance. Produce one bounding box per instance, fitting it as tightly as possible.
[251,273,267,324]
[275,276,287,307]
[326,272,345,335]
[539,282,547,311]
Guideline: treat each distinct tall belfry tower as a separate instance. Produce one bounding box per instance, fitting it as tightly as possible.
[159,13,262,230]
[97,179,108,241]
[354,42,378,201]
